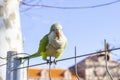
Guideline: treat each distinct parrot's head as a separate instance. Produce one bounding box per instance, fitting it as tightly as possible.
[50,23,63,39]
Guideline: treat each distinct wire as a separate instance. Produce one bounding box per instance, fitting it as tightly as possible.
[20,0,42,12]
[49,56,52,80]
[57,47,120,63]
[11,47,120,71]
[21,0,120,9]
[104,40,113,80]
[13,52,30,56]
[6,53,30,60]
[11,61,46,71]
[0,63,7,67]
[74,46,80,80]
[0,57,7,59]
[27,58,30,80]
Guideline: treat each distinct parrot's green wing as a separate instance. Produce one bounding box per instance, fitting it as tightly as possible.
[38,34,49,53]
[38,34,49,60]
[20,34,49,60]
[64,40,68,50]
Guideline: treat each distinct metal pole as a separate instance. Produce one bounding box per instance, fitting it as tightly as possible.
[74,46,80,80]
[104,40,113,80]
[49,56,52,80]
[6,51,15,80]
[13,55,22,80]
[6,51,27,80]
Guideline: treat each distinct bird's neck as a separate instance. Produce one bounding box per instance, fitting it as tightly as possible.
[51,32,63,39]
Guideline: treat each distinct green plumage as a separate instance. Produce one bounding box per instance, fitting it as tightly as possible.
[21,34,49,60]
[21,23,67,61]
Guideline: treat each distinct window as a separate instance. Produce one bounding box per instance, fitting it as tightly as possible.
[41,69,48,80]
[64,70,71,79]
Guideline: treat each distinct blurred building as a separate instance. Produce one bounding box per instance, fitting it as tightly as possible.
[28,68,77,80]
[69,45,120,80]
[27,44,120,80]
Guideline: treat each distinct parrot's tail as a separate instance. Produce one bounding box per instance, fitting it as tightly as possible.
[21,52,41,60]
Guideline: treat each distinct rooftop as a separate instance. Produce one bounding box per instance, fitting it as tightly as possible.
[28,68,77,79]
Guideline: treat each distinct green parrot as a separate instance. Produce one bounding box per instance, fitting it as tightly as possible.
[21,23,67,64]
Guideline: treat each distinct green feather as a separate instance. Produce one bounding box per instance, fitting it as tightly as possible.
[39,34,49,60]
[21,34,49,60]
[20,23,67,61]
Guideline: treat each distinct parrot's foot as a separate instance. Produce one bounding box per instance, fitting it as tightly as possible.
[46,59,52,65]
[53,59,57,65]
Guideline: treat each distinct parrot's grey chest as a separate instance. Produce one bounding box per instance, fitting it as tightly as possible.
[48,32,66,49]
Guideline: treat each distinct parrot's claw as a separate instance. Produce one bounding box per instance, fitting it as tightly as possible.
[46,59,50,64]
[53,59,57,65]
[46,59,52,65]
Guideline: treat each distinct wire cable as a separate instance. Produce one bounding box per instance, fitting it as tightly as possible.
[11,47,120,71]
[0,63,7,67]
[21,0,120,9]
[27,58,30,80]
[0,57,6,59]
[20,0,42,12]
[49,56,52,80]
[104,40,114,80]
[74,46,80,80]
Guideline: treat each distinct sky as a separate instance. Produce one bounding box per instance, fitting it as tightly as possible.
[20,0,120,69]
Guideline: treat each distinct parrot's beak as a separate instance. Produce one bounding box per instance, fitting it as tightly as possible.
[56,29,61,39]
